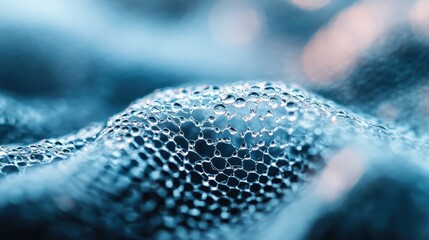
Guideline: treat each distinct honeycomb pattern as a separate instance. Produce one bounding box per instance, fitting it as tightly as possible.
[0,82,409,239]
[0,123,103,177]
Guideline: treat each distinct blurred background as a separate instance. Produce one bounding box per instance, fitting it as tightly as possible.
[2,0,429,141]
[2,1,429,239]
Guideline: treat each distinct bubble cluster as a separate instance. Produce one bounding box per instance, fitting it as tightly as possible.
[0,82,409,239]
[0,123,102,177]
[94,82,338,237]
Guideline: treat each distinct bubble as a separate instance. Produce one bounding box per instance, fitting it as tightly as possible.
[214,104,227,115]
[223,95,235,105]
[248,92,260,101]
[148,117,158,126]
[208,116,216,123]
[234,98,246,107]
[286,101,299,112]
[0,123,103,176]
[269,97,280,108]
[264,86,276,96]
[173,103,183,111]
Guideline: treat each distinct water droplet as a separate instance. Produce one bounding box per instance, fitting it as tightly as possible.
[269,97,279,108]
[281,92,290,100]
[214,150,221,157]
[214,104,227,115]
[264,86,276,95]
[150,106,160,113]
[286,101,299,112]
[162,128,170,135]
[234,98,246,107]
[248,92,260,101]
[223,95,235,105]
[147,117,158,126]
[172,103,182,111]
[229,127,238,134]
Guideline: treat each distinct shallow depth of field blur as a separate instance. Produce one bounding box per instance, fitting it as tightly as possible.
[2,0,429,239]
[2,0,429,136]
[0,0,429,133]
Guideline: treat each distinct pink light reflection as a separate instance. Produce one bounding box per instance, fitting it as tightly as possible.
[316,148,366,202]
[410,0,429,38]
[301,1,397,85]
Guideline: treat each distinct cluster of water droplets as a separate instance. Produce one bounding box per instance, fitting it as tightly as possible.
[0,123,103,177]
[0,82,414,239]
